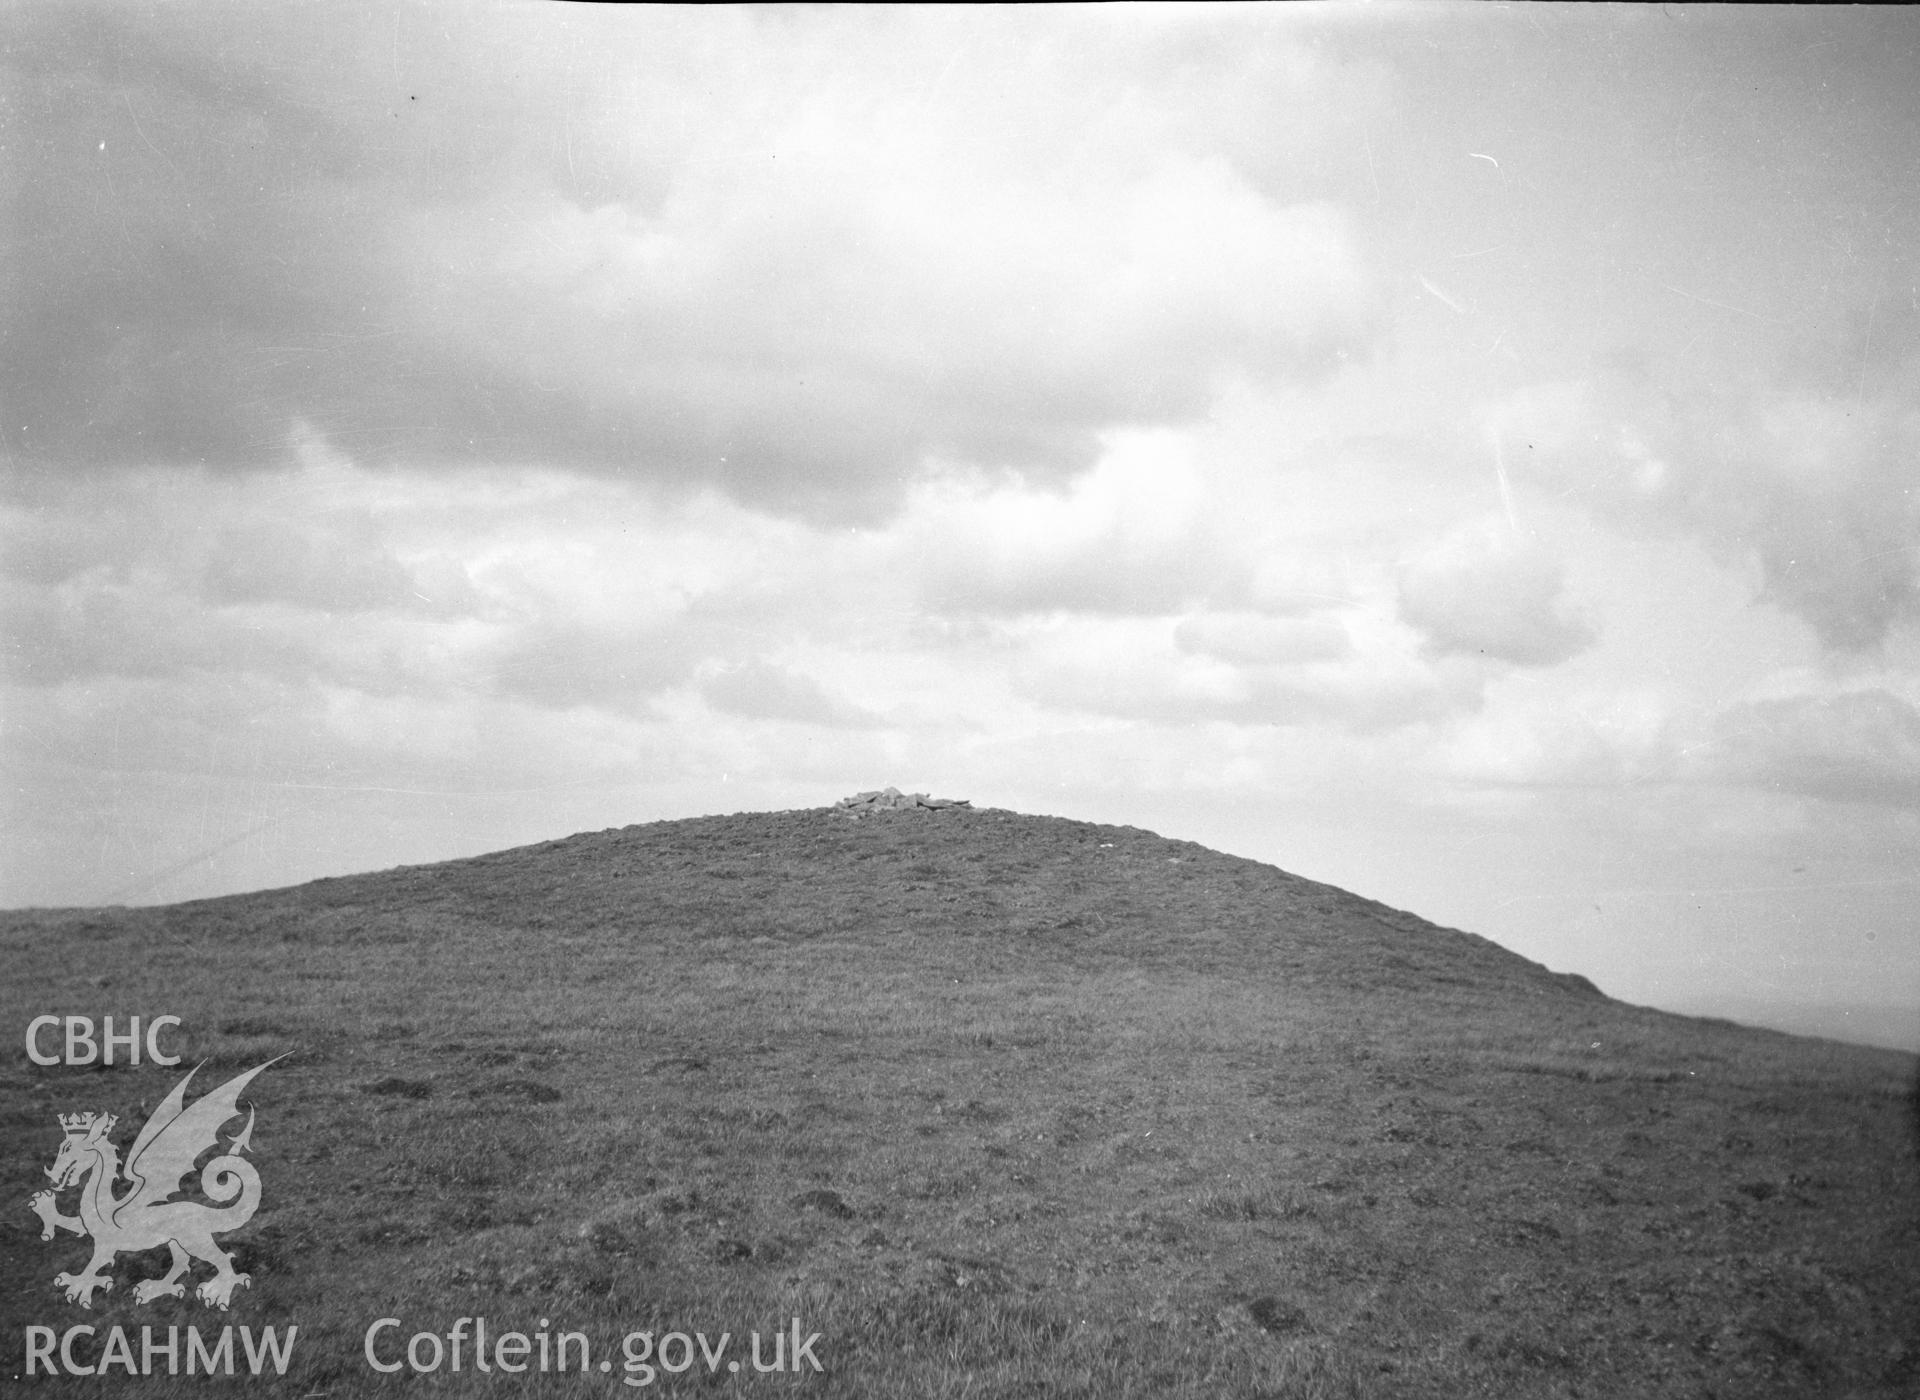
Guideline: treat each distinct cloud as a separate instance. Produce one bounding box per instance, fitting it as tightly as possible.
[1436,689,1679,789]
[484,623,691,715]
[0,457,473,692]
[1706,690,1920,810]
[1494,330,1920,652]
[1173,612,1352,666]
[4,4,1381,521]
[909,433,1237,617]
[700,660,883,729]
[1395,521,1596,666]
[1014,608,1478,733]
[0,453,691,710]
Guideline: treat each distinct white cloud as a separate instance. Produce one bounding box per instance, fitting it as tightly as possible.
[6,4,1382,519]
[1493,348,1920,653]
[1436,688,1681,789]
[1013,607,1476,733]
[700,660,884,730]
[1174,613,1353,667]
[909,432,1231,616]
[1396,520,1596,666]
[1704,689,1920,810]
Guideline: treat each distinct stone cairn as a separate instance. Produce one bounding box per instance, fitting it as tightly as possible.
[833,786,971,815]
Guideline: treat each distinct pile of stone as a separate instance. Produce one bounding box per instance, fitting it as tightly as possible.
[834,786,971,814]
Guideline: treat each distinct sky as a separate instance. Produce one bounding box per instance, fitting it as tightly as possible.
[4,3,1917,1051]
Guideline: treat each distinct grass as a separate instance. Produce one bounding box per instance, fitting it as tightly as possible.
[3,805,1917,1396]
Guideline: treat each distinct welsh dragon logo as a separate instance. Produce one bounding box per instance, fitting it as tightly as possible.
[30,1058,281,1310]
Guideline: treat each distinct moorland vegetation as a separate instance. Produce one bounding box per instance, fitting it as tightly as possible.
[4,805,1917,1397]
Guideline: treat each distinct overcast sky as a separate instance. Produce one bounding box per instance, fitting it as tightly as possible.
[4,3,1917,1048]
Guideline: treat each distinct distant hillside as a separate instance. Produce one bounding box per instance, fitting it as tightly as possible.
[1670,996,1920,1055]
[5,805,1917,1398]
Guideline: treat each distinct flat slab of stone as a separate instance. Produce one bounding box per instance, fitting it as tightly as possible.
[834,786,971,813]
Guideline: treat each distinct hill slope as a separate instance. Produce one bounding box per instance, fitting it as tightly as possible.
[4,805,1917,1397]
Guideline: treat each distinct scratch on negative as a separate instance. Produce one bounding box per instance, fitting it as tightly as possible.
[1660,283,1786,327]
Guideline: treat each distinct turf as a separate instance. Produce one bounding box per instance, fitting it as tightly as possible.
[4,805,1917,1397]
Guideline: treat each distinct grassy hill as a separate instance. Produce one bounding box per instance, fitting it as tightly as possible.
[4,805,1917,1397]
